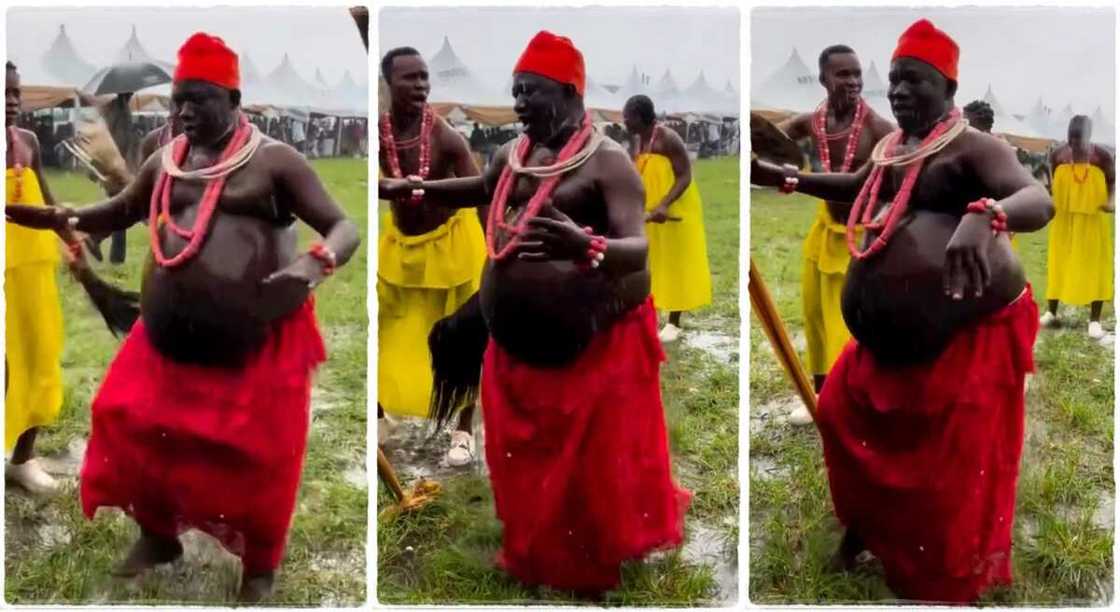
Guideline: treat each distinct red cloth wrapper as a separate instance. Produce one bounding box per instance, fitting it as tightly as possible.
[481,298,690,592]
[174,32,240,90]
[892,19,960,82]
[513,31,586,95]
[80,299,325,573]
[816,288,1039,603]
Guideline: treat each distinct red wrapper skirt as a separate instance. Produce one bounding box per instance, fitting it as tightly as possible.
[817,289,1039,603]
[481,298,691,592]
[80,299,326,573]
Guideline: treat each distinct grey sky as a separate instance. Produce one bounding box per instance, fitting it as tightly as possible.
[752,6,1114,119]
[380,7,740,92]
[7,6,367,87]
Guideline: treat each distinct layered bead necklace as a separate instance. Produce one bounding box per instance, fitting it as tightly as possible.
[486,114,601,261]
[1070,149,1092,184]
[379,105,434,206]
[812,98,867,173]
[846,107,967,260]
[149,112,261,268]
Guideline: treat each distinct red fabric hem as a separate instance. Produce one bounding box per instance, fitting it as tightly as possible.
[481,298,691,592]
[80,299,325,572]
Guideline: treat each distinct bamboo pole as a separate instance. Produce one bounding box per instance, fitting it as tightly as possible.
[748,257,818,420]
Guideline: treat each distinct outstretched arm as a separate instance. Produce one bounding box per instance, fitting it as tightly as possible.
[751,155,870,203]
[7,149,154,234]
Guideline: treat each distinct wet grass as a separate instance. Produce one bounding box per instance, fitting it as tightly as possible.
[748,188,1114,605]
[377,156,741,605]
[5,158,369,605]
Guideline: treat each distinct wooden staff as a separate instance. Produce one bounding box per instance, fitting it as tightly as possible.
[749,257,818,420]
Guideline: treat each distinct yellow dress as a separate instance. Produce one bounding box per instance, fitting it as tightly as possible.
[5,168,64,451]
[1046,163,1113,305]
[801,202,859,376]
[377,208,486,417]
[636,153,712,312]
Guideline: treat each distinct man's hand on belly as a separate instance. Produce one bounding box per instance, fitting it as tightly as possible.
[944,213,995,300]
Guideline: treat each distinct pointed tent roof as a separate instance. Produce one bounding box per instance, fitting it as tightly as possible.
[1048,103,1076,141]
[619,65,651,100]
[656,70,680,97]
[332,69,367,113]
[980,84,1042,138]
[723,79,737,97]
[982,84,1007,117]
[115,25,153,63]
[314,68,330,91]
[254,52,323,108]
[674,70,735,114]
[1025,97,1051,136]
[756,48,819,112]
[241,52,262,85]
[42,24,97,86]
[427,35,500,105]
[861,60,891,119]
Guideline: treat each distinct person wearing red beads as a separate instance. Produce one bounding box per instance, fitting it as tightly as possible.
[1042,115,1115,338]
[382,30,689,595]
[753,19,1054,602]
[7,33,360,602]
[376,46,486,467]
[773,45,893,426]
[623,94,712,344]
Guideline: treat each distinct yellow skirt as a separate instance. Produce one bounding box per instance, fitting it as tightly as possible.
[5,264,64,451]
[637,153,712,312]
[377,209,486,418]
[1046,210,1113,305]
[802,203,856,375]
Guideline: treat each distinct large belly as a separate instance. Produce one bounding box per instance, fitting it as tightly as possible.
[141,214,298,366]
[480,259,649,366]
[842,210,1025,364]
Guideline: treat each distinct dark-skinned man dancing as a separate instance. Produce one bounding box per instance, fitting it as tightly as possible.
[753,20,1053,602]
[382,31,688,595]
[775,45,893,425]
[7,33,360,602]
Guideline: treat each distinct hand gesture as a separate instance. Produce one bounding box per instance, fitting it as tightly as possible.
[750,157,785,188]
[6,205,69,230]
[515,202,593,262]
[944,213,995,300]
[379,178,411,200]
[259,255,320,320]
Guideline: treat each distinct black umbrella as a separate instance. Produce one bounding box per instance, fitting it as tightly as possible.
[82,60,174,96]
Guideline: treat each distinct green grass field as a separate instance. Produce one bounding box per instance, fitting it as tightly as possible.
[377,156,741,605]
[749,188,1114,605]
[4,158,369,605]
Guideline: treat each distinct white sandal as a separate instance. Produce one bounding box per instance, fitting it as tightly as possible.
[6,458,59,495]
[446,430,475,467]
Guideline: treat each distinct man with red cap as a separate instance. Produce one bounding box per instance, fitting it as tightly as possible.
[7,32,361,602]
[772,44,894,424]
[381,30,689,595]
[753,19,1054,602]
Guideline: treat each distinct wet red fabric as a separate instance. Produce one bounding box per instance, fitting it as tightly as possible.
[481,298,691,593]
[80,299,325,573]
[816,289,1039,603]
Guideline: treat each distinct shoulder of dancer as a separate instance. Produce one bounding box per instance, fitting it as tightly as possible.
[1091,144,1113,171]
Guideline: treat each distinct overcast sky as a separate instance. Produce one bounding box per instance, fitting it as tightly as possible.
[752,6,1114,119]
[380,7,740,94]
[7,7,368,87]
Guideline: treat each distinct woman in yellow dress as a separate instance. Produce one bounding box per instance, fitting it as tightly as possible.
[624,96,711,342]
[5,61,64,494]
[1043,115,1114,338]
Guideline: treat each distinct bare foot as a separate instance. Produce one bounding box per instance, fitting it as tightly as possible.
[112,531,183,577]
[238,571,275,603]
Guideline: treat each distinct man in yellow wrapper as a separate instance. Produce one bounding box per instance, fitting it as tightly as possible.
[1042,115,1114,338]
[377,47,486,466]
[5,61,65,494]
[622,95,711,343]
[775,45,893,424]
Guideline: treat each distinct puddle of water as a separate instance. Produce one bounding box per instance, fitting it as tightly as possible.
[37,437,87,477]
[343,463,367,490]
[682,330,739,365]
[680,523,738,605]
[380,417,486,487]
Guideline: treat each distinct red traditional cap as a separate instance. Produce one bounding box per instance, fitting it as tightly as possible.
[513,31,585,96]
[173,33,240,90]
[891,19,959,81]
